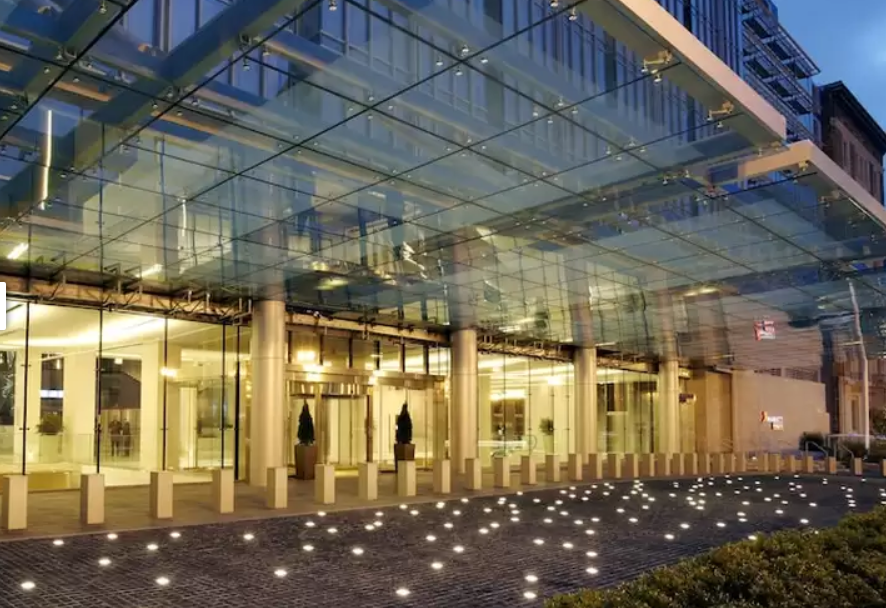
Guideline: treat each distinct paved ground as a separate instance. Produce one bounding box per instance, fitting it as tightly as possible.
[0,474,881,607]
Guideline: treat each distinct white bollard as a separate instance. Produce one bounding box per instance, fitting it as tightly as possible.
[567,454,583,482]
[465,458,482,490]
[493,455,510,488]
[433,459,451,494]
[1,475,28,531]
[545,454,561,483]
[623,453,640,479]
[683,453,698,476]
[267,467,289,509]
[397,461,417,497]
[608,453,623,479]
[735,453,747,473]
[698,453,712,475]
[211,469,234,514]
[150,471,173,520]
[314,464,335,505]
[587,454,603,480]
[521,455,537,485]
[80,473,105,525]
[656,453,672,477]
[358,462,378,501]
[640,454,655,477]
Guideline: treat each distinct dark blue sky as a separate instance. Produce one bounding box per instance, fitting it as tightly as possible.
[777,0,886,128]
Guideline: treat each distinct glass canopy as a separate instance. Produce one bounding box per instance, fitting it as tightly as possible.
[0,0,881,368]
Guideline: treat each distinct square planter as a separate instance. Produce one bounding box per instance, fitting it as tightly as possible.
[295,444,317,480]
[394,443,415,463]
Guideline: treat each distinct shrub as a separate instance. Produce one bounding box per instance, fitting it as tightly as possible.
[545,507,886,608]
[296,404,314,445]
[37,412,63,435]
[395,404,413,444]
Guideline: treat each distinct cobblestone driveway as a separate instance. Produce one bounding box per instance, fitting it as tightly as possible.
[0,475,880,607]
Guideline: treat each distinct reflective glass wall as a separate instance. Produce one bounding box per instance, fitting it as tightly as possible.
[0,300,248,488]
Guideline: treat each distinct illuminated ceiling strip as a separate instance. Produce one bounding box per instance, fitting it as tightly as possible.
[578,0,787,147]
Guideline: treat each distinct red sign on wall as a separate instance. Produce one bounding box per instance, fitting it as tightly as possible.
[754,319,776,341]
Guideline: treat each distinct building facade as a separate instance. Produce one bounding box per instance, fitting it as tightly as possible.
[0,0,878,489]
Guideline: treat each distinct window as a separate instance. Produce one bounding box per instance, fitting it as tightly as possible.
[127,0,157,45]
[167,0,198,51]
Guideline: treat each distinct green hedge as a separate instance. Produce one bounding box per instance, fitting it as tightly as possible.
[546,507,886,608]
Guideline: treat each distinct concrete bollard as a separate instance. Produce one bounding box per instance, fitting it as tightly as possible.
[735,452,747,473]
[358,462,378,501]
[80,473,105,525]
[465,458,482,490]
[640,453,655,477]
[520,455,536,486]
[802,454,815,474]
[767,453,781,473]
[211,469,234,514]
[711,453,725,475]
[698,454,712,476]
[881,459,886,478]
[397,460,417,497]
[784,455,798,474]
[608,453,623,479]
[852,457,863,476]
[314,464,335,505]
[723,453,736,474]
[433,459,451,494]
[545,454,561,483]
[684,453,699,476]
[587,454,603,480]
[150,471,174,519]
[1,475,28,531]
[623,454,640,478]
[567,454,583,482]
[266,466,289,509]
[671,453,685,476]
[826,456,837,474]
[493,455,511,489]
[656,453,672,476]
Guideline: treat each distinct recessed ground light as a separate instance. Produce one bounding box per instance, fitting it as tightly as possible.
[523,590,538,600]
[147,543,159,552]
[533,538,544,545]
[395,588,411,597]
[20,581,35,591]
[586,567,599,575]
[525,574,538,583]
[98,557,111,567]
[52,539,64,547]
[431,561,443,570]
[352,547,364,556]
[155,576,170,586]
[106,533,118,540]
[169,531,181,539]
[243,533,255,541]
[453,545,465,553]
[302,544,314,552]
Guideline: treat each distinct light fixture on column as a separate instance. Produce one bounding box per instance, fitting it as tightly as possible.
[549,0,559,7]
[568,8,577,21]
[328,0,338,10]
[98,0,107,14]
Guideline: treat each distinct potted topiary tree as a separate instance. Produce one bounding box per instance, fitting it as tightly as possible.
[294,402,316,480]
[37,412,64,460]
[394,403,414,471]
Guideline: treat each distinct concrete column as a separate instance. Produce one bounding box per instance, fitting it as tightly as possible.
[358,462,378,501]
[138,340,183,472]
[587,453,603,480]
[1,475,27,531]
[607,453,622,479]
[61,351,97,466]
[433,459,451,493]
[149,471,173,519]
[656,359,680,454]
[574,348,597,463]
[567,453,582,481]
[493,455,510,488]
[397,460,417,497]
[80,473,104,525]
[249,300,287,487]
[465,457,482,490]
[545,454,560,482]
[211,468,234,514]
[451,329,478,475]
[266,467,288,509]
[314,464,335,505]
[520,455,536,485]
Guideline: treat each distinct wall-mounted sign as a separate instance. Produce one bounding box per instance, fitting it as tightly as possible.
[760,410,784,430]
[754,319,776,341]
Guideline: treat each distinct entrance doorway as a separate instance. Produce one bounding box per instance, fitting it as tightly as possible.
[284,367,446,472]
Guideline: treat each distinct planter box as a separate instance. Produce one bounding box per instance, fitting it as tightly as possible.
[394,443,415,462]
[295,444,316,480]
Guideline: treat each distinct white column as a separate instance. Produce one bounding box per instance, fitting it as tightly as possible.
[574,347,597,463]
[249,300,286,487]
[656,359,680,454]
[138,341,182,472]
[13,348,42,465]
[450,329,478,475]
[63,351,97,466]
